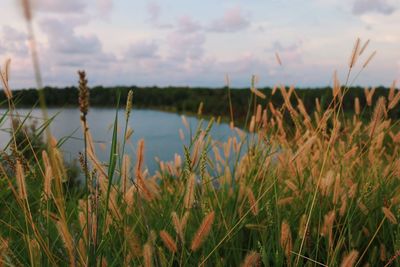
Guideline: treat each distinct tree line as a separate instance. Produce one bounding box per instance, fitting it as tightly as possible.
[1,85,399,121]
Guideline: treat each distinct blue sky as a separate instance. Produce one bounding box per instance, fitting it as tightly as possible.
[1,0,399,88]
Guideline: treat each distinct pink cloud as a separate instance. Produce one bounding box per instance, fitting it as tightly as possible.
[147,2,161,23]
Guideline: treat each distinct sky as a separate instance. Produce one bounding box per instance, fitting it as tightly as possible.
[0,0,399,89]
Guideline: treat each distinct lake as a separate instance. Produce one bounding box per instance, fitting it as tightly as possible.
[0,108,234,173]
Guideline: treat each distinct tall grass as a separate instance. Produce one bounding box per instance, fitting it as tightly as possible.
[1,50,400,266]
[0,2,399,265]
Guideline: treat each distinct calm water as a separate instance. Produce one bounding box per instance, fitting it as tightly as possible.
[0,108,234,173]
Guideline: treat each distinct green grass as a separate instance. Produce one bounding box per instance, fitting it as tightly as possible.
[1,76,400,266]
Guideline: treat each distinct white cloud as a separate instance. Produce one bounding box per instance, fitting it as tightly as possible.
[31,0,86,14]
[40,19,103,55]
[208,7,250,33]
[0,26,28,56]
[126,40,158,59]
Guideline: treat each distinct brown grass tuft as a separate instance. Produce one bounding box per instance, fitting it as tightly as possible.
[340,250,359,267]
[159,230,177,253]
[241,251,261,267]
[184,173,196,209]
[382,207,397,224]
[349,38,361,68]
[190,211,215,251]
[143,242,153,267]
[78,70,89,121]
[0,58,12,100]
[280,220,292,263]
[16,161,27,200]
[246,187,259,215]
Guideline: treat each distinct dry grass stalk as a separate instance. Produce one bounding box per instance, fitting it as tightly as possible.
[181,115,189,130]
[250,87,266,99]
[298,214,307,237]
[135,139,154,200]
[56,220,75,267]
[320,210,336,249]
[42,150,53,199]
[143,242,153,267]
[280,220,292,263]
[382,207,397,224]
[20,0,32,21]
[159,231,177,253]
[275,52,282,66]
[190,211,215,251]
[171,211,189,242]
[349,38,361,68]
[364,87,376,106]
[388,91,400,110]
[362,51,377,69]
[0,58,12,99]
[246,187,259,215]
[380,243,386,262]
[198,101,204,116]
[121,154,130,194]
[339,194,347,216]
[249,116,255,133]
[179,128,185,141]
[388,80,396,101]
[340,250,359,267]
[250,75,266,99]
[16,161,27,200]
[315,98,321,113]
[184,173,196,209]
[359,39,370,56]
[333,71,341,99]
[354,97,360,115]
[241,251,261,267]
[319,170,335,196]
[78,70,89,122]
[125,228,142,257]
[255,104,262,123]
[277,197,294,206]
[125,89,133,118]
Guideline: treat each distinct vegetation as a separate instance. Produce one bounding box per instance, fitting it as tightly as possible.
[0,4,399,265]
[1,56,400,266]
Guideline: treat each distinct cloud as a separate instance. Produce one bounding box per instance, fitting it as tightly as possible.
[34,18,116,86]
[96,0,113,16]
[166,31,206,61]
[126,41,158,59]
[40,19,103,55]
[145,1,173,29]
[176,16,202,33]
[208,7,250,33]
[147,2,161,23]
[352,0,396,15]
[31,0,86,14]
[0,26,28,56]
[270,41,303,64]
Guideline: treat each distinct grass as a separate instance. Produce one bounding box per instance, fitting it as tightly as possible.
[0,3,399,265]
[1,61,400,266]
